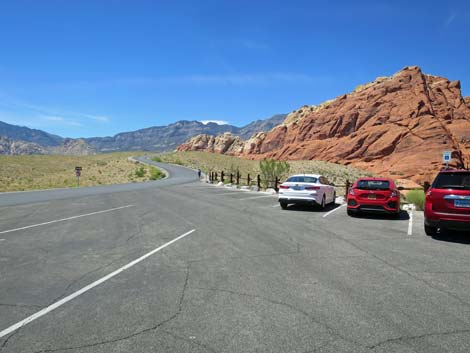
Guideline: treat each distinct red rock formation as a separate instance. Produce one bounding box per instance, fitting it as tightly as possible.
[178,66,470,184]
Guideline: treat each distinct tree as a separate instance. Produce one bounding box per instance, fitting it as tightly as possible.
[259,159,290,188]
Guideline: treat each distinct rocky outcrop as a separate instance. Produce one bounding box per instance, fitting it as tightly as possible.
[179,133,245,155]
[50,138,96,156]
[178,66,470,184]
[0,136,47,155]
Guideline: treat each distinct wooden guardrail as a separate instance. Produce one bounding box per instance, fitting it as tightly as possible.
[207,171,430,197]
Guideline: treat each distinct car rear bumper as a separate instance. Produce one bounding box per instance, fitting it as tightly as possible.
[279,196,320,206]
[425,217,470,231]
[347,198,399,213]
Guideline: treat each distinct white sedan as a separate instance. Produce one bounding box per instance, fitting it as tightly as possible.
[278,174,336,209]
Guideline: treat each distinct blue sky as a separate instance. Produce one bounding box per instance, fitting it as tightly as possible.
[0,0,469,138]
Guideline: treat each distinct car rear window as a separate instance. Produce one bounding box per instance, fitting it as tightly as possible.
[432,172,470,190]
[356,180,390,190]
[286,176,318,183]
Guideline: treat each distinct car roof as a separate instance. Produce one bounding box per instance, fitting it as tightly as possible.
[288,174,321,178]
[438,169,470,173]
[355,177,394,182]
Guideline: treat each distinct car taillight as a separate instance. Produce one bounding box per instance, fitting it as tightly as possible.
[349,188,355,196]
[305,186,320,190]
[279,185,289,189]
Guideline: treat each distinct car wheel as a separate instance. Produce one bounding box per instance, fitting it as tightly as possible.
[424,224,437,236]
[347,209,355,217]
[332,191,336,205]
[320,195,326,209]
[280,202,288,210]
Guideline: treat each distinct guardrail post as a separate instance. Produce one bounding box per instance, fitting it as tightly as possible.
[230,173,233,184]
[345,180,350,196]
[236,171,240,185]
[423,181,430,193]
[257,174,261,189]
[221,171,225,183]
[215,172,218,181]
[274,176,279,192]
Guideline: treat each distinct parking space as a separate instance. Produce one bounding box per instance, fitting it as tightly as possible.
[2,176,470,353]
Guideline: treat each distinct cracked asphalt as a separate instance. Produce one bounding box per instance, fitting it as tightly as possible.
[1,160,470,353]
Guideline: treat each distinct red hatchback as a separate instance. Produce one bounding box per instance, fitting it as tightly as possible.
[424,169,470,235]
[347,178,400,216]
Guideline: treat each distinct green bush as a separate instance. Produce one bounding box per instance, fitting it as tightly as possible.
[152,156,163,163]
[134,166,146,178]
[149,167,164,180]
[406,189,425,210]
[259,159,290,189]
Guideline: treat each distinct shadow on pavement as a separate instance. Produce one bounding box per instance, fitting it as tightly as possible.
[282,202,341,213]
[349,210,410,221]
[432,230,470,245]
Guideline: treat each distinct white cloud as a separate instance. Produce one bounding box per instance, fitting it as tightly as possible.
[199,120,229,125]
[41,116,82,127]
[444,13,457,27]
[0,95,109,128]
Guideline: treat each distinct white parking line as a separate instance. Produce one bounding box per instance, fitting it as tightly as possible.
[239,195,276,201]
[0,229,196,339]
[408,210,413,236]
[322,204,346,218]
[0,205,135,235]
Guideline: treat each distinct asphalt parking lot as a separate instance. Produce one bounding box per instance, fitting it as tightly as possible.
[1,164,470,353]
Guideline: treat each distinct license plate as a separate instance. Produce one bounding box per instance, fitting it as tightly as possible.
[455,199,470,208]
[292,186,302,190]
[368,194,376,200]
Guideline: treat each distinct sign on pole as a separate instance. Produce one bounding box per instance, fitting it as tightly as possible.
[75,166,82,187]
[443,151,451,169]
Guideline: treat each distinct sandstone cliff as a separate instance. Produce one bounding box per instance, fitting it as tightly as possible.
[178,66,470,183]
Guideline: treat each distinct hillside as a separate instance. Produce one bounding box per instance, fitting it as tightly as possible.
[0,114,286,155]
[178,66,470,184]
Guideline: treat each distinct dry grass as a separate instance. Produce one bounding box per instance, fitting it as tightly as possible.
[0,152,163,192]
[154,151,373,187]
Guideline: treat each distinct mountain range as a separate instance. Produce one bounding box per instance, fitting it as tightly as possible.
[0,114,286,155]
[178,66,470,184]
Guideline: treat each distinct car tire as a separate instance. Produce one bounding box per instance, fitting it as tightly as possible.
[332,191,336,205]
[347,209,355,217]
[424,224,437,236]
[280,202,288,210]
[320,195,326,209]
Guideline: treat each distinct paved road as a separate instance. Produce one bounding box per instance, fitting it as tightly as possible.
[1,161,470,353]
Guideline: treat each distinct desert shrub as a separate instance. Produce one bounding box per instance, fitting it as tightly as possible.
[134,166,146,178]
[259,159,290,188]
[96,160,107,166]
[149,167,164,180]
[406,189,425,210]
[152,156,163,163]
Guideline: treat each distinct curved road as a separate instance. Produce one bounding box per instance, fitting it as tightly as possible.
[0,157,197,207]
[1,162,470,353]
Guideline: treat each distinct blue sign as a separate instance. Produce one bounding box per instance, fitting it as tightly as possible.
[443,151,452,162]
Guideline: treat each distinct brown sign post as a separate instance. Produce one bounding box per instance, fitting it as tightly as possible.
[75,166,82,187]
